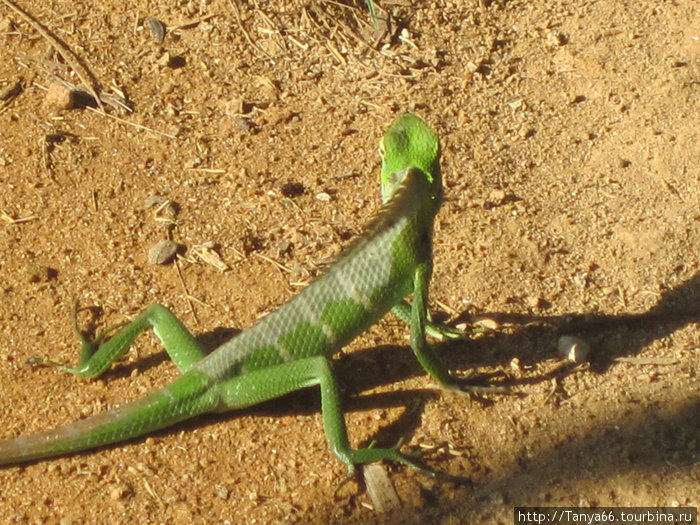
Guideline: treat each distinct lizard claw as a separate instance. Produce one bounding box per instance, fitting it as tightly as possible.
[425,322,466,341]
[444,376,512,397]
[334,465,358,498]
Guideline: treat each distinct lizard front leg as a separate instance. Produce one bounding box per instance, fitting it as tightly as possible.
[407,265,508,394]
[391,300,464,341]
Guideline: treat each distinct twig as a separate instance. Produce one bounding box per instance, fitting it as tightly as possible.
[253,252,291,273]
[175,260,199,326]
[84,106,176,139]
[0,0,104,110]
[227,0,271,58]
[1,209,38,224]
[171,14,217,32]
[363,463,401,513]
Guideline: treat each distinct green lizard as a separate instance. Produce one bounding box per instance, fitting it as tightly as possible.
[0,113,477,473]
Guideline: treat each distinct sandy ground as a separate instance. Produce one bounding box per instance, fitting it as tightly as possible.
[0,0,698,523]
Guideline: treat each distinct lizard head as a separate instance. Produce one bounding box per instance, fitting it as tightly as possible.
[379,113,442,205]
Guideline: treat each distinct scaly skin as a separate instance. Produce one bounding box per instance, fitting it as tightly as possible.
[0,113,465,472]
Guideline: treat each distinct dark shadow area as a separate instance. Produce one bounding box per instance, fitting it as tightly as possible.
[373,396,699,523]
[448,270,700,375]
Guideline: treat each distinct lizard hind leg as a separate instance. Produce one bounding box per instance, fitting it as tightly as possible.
[217,355,432,475]
[30,303,206,380]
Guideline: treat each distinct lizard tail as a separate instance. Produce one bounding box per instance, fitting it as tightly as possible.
[0,371,219,466]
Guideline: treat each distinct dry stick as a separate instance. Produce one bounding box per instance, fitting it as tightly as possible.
[227,0,271,58]
[171,13,217,32]
[174,260,199,326]
[255,8,287,54]
[0,0,104,111]
[1,209,38,224]
[305,4,384,62]
[84,106,176,139]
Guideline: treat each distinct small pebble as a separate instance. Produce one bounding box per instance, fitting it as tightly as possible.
[145,195,168,208]
[144,16,166,44]
[148,239,179,264]
[526,295,545,308]
[274,240,292,257]
[488,189,506,204]
[45,82,74,110]
[109,484,131,500]
[509,357,523,374]
[156,52,172,67]
[557,335,591,363]
[215,484,229,500]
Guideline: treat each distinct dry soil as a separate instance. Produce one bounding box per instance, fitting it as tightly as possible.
[0,0,698,523]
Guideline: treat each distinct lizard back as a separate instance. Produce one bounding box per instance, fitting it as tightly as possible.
[197,166,437,381]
